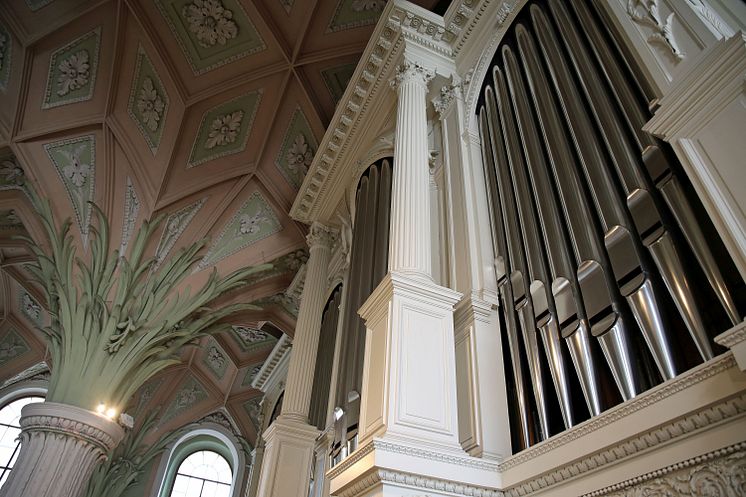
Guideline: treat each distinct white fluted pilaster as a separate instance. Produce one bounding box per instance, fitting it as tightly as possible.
[389,60,435,278]
[281,222,336,422]
[0,402,124,497]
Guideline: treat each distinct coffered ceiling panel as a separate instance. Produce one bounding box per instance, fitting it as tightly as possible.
[0,0,439,447]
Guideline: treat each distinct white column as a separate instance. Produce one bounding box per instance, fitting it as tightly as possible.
[255,222,335,497]
[389,59,435,278]
[281,222,336,421]
[0,402,124,497]
[327,59,500,497]
[434,79,511,461]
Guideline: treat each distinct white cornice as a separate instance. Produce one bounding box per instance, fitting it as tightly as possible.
[251,334,292,393]
[290,0,455,225]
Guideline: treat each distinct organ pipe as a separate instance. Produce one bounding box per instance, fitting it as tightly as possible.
[478,0,742,451]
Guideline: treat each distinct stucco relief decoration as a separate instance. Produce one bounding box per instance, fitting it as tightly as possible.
[119,178,140,256]
[206,110,244,148]
[236,326,267,342]
[0,21,11,91]
[0,210,23,230]
[0,329,30,366]
[627,0,684,62]
[198,191,282,268]
[137,79,164,131]
[162,376,208,422]
[44,134,96,243]
[0,155,25,190]
[128,47,169,153]
[241,362,263,386]
[279,0,294,14]
[277,108,317,189]
[390,60,435,90]
[231,326,276,352]
[287,135,313,176]
[156,0,265,75]
[188,90,261,167]
[203,340,229,379]
[601,447,746,496]
[43,27,101,108]
[352,0,386,11]
[328,0,387,32]
[183,0,239,48]
[244,396,262,428]
[20,292,42,324]
[153,197,206,270]
[56,51,89,96]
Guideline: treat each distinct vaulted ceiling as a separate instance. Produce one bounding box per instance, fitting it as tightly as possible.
[0,0,437,446]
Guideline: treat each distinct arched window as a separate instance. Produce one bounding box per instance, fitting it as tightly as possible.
[170,450,232,497]
[0,396,44,486]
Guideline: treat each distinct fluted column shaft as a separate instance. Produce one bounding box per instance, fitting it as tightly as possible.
[281,222,336,422]
[389,60,435,277]
[0,402,124,497]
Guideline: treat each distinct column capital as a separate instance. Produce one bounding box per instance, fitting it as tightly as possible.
[389,60,435,91]
[306,222,337,250]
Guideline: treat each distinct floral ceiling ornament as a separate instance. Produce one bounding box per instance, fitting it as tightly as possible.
[0,159,24,186]
[44,135,96,244]
[234,326,268,343]
[0,330,30,365]
[128,46,169,153]
[207,346,226,370]
[238,206,270,235]
[352,0,386,12]
[153,198,206,270]
[56,50,90,96]
[137,78,165,132]
[183,0,239,48]
[188,91,261,167]
[20,292,41,323]
[287,134,314,176]
[119,178,140,256]
[199,191,282,268]
[206,110,244,148]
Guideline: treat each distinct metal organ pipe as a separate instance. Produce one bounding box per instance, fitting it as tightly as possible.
[479,0,743,452]
[330,159,392,465]
[478,110,533,449]
[570,0,740,328]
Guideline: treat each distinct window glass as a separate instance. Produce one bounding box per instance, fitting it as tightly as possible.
[0,396,44,486]
[170,450,232,497]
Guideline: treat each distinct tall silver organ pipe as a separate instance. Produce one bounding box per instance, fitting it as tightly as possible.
[573,0,741,328]
[309,286,343,431]
[479,110,534,449]
[331,159,392,465]
[479,0,743,452]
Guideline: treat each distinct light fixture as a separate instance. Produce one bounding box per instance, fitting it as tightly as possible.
[96,403,106,414]
[105,408,117,419]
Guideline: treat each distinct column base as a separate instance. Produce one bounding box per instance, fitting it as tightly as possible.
[327,436,502,497]
[0,402,124,497]
[255,416,320,497]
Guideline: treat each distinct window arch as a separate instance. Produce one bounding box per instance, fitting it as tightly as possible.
[170,449,232,497]
[0,395,44,486]
[155,426,246,497]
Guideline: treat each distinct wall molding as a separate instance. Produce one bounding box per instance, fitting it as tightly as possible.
[499,354,737,470]
[583,441,746,496]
